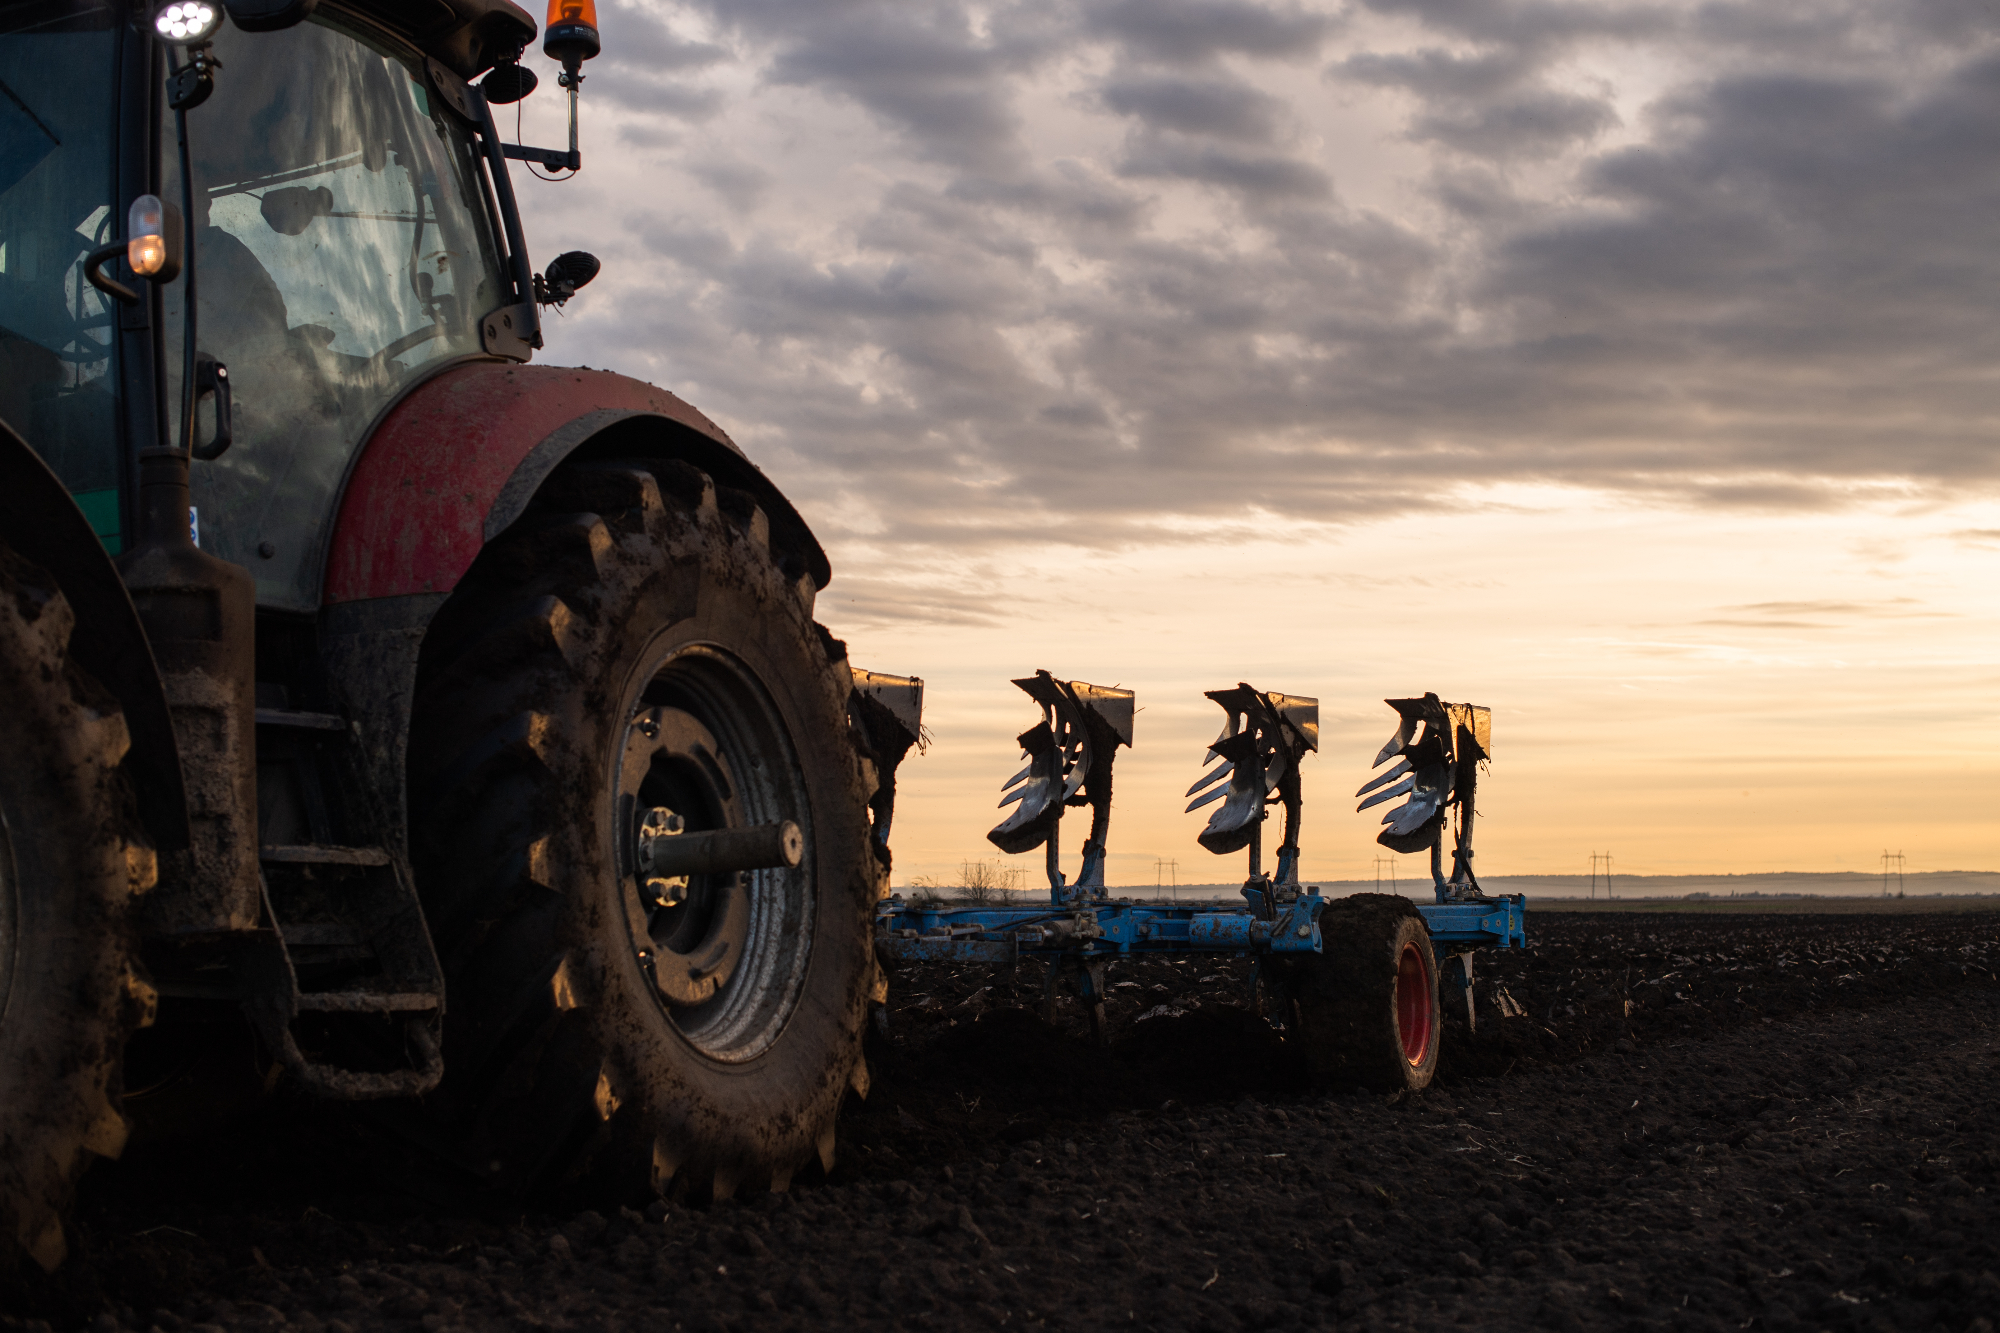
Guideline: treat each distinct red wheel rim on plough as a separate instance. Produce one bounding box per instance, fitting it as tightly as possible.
[1395,942,1434,1066]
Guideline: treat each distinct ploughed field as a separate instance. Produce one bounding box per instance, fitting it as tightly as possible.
[6,909,1999,1332]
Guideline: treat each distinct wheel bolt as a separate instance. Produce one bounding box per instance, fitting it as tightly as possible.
[639,808,688,907]
[640,807,685,840]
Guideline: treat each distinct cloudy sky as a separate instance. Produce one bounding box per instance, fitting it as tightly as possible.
[507,0,2000,885]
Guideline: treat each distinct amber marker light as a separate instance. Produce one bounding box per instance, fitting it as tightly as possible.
[126,194,183,282]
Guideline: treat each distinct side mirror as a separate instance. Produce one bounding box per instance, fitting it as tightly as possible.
[537,250,599,307]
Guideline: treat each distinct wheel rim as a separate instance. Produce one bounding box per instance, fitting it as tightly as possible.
[614,643,814,1064]
[1394,941,1433,1066]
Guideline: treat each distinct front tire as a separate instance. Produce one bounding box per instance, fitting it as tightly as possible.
[1290,893,1439,1091]
[0,547,155,1271]
[409,457,874,1201]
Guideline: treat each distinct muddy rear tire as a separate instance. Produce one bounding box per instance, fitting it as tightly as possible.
[409,458,875,1201]
[1290,893,1439,1091]
[0,547,155,1272]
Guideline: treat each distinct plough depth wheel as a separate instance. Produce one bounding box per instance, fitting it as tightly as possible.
[1290,893,1439,1091]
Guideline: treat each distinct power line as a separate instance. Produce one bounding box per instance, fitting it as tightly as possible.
[1881,849,1905,899]
[1589,851,1613,901]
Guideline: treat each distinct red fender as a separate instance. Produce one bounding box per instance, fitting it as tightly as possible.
[324,363,749,604]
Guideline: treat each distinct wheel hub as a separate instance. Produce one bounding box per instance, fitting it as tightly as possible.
[619,709,753,1009]
[635,806,689,907]
[612,647,815,1063]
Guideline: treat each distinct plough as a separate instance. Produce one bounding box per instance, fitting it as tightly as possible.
[869,672,1527,1089]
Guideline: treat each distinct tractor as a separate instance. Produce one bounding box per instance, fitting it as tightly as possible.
[0,0,902,1270]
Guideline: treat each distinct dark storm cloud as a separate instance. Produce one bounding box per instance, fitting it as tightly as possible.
[559,0,2000,570]
[1340,48,1537,103]
[607,81,724,119]
[1355,0,1669,47]
[1412,85,1618,157]
[1084,0,1336,64]
[1117,134,1332,199]
[1100,76,1285,142]
[1475,53,2000,482]
[819,576,1015,630]
[688,156,774,212]
[764,21,1019,167]
[583,0,730,123]
[690,0,1069,170]
[1097,67,1331,202]
[1342,49,1618,157]
[597,0,728,71]
[945,162,1148,232]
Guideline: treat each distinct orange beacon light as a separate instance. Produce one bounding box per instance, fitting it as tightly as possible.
[544,0,600,70]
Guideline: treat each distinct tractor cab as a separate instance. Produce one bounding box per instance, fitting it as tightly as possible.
[1,0,531,608]
[159,13,509,610]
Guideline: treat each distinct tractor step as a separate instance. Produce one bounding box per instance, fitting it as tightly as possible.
[278,922,366,946]
[294,990,441,1013]
[245,691,446,1100]
[276,921,373,966]
[254,707,346,731]
[260,843,391,866]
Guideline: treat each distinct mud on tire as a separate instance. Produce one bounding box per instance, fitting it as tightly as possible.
[0,547,156,1272]
[409,458,875,1202]
[1286,893,1439,1092]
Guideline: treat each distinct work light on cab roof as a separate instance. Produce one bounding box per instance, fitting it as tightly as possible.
[153,1,220,43]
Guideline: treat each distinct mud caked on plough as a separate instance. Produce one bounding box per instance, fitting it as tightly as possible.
[867,672,1527,1090]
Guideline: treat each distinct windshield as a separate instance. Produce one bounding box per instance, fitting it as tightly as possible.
[166,10,507,611]
[0,0,120,549]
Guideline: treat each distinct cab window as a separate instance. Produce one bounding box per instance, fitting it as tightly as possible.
[0,0,120,545]
[166,10,506,610]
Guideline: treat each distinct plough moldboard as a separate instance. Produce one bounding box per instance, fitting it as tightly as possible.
[867,671,1527,1088]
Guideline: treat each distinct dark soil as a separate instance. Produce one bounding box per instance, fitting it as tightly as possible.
[5,909,1999,1332]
